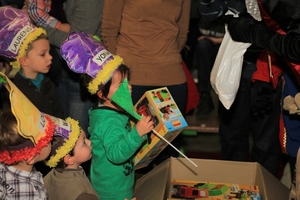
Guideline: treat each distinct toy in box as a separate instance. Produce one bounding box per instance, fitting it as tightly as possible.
[169,180,261,200]
[133,87,188,169]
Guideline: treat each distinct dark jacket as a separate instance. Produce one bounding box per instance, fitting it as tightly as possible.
[13,72,64,118]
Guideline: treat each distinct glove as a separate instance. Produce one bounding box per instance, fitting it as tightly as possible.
[223,12,259,43]
[224,13,300,62]
[250,80,273,117]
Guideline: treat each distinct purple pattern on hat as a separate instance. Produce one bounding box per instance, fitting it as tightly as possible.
[61,32,114,78]
[0,6,35,59]
[49,116,71,139]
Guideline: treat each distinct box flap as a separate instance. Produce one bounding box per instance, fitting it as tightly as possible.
[135,159,170,199]
[170,158,257,184]
[256,163,289,200]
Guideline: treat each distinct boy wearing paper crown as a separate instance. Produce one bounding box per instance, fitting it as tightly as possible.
[0,71,88,199]
[0,73,55,200]
[0,6,64,176]
[61,32,154,200]
[0,110,51,199]
[43,122,99,200]
[0,6,63,119]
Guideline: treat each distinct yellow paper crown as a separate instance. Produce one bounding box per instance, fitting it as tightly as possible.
[0,72,55,164]
[0,72,53,144]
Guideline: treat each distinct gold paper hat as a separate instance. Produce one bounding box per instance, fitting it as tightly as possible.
[0,72,81,166]
[0,72,54,164]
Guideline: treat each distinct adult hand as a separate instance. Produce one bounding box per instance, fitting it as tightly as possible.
[57,23,71,33]
[224,13,300,62]
[250,80,273,116]
[223,12,259,43]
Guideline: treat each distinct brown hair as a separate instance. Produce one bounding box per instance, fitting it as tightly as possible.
[0,110,27,151]
[81,64,130,103]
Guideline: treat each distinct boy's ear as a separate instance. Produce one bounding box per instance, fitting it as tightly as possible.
[19,56,28,66]
[97,90,104,99]
[63,154,74,165]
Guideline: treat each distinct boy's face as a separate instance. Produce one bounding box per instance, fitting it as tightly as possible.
[20,39,52,79]
[72,130,92,165]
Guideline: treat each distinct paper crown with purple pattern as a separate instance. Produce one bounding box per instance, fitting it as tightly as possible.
[60,32,124,94]
[45,117,81,168]
[0,6,46,69]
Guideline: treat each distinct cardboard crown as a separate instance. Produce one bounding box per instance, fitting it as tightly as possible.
[60,32,123,94]
[0,72,81,166]
[0,72,54,164]
[45,117,81,168]
[0,6,46,69]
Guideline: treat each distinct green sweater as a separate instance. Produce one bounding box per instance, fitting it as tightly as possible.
[89,106,146,200]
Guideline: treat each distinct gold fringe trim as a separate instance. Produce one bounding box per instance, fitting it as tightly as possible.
[45,117,81,168]
[88,55,123,94]
[10,27,46,69]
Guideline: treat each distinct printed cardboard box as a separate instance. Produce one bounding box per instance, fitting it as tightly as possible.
[133,87,188,170]
[169,180,261,200]
[134,157,289,200]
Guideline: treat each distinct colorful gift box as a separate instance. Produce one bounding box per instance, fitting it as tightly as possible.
[134,87,188,169]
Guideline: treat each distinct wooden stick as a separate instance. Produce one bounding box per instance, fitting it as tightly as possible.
[151,129,198,167]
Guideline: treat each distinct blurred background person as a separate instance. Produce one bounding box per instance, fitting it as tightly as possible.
[194,17,224,119]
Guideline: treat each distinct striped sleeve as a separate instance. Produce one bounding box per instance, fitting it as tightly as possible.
[25,0,60,28]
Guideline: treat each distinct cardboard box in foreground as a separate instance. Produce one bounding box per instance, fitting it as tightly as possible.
[133,87,187,170]
[168,180,261,199]
[134,157,289,200]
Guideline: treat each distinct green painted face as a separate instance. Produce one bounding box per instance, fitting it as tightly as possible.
[111,78,142,120]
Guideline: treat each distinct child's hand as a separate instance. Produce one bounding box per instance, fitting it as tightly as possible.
[136,115,154,137]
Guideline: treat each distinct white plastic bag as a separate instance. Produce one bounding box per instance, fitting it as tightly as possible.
[210,25,251,109]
